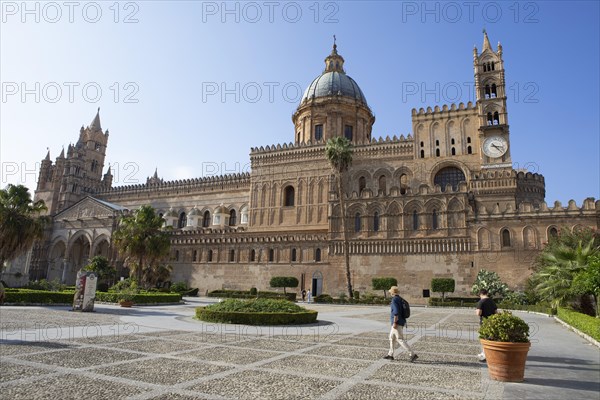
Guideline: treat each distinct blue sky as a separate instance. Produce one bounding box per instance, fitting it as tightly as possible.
[1,1,599,204]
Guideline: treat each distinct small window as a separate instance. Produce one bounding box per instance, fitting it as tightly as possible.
[501,229,511,247]
[358,176,366,193]
[378,175,387,194]
[269,248,274,262]
[284,186,295,206]
[451,147,456,155]
[250,249,256,262]
[487,112,493,126]
[291,248,297,262]
[412,210,419,230]
[451,138,455,145]
[493,112,499,125]
[315,124,323,141]
[208,250,213,262]
[229,249,235,262]
[315,248,321,262]
[549,227,558,238]
[467,146,472,154]
[344,125,353,141]
[192,250,197,262]
[374,212,380,232]
[175,250,180,261]
[202,211,210,227]
[467,137,471,143]
[420,150,425,158]
[178,212,187,229]
[420,141,424,147]
[400,174,408,195]
[435,139,439,146]
[432,209,438,229]
[435,148,440,157]
[354,213,361,232]
[229,210,237,226]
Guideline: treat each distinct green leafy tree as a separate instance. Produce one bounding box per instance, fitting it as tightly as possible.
[83,256,116,282]
[571,255,600,317]
[113,205,171,288]
[269,276,299,294]
[372,277,398,298]
[431,278,455,301]
[0,184,49,269]
[326,136,354,298]
[471,269,508,298]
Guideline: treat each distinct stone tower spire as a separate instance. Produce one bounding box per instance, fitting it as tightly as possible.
[482,29,492,51]
[90,107,102,131]
[324,35,345,73]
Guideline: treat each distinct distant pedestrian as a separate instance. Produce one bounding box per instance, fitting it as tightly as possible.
[306,289,312,303]
[384,286,417,362]
[301,289,306,302]
[476,288,498,361]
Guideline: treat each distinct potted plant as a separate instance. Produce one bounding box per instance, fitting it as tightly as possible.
[479,311,531,382]
[117,282,138,307]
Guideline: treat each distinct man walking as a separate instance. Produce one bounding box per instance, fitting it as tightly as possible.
[476,288,498,361]
[384,286,418,362]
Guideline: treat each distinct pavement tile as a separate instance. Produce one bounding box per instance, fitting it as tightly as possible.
[70,333,148,345]
[369,363,484,391]
[138,330,192,337]
[2,373,148,400]
[339,383,481,400]
[189,369,339,399]
[92,357,231,385]
[110,338,206,354]
[18,347,145,368]
[176,345,279,364]
[232,338,316,352]
[330,336,390,349]
[304,344,382,360]
[168,332,244,345]
[0,340,77,356]
[261,354,371,378]
[147,393,201,400]
[411,342,482,355]
[0,361,54,383]
[405,351,483,368]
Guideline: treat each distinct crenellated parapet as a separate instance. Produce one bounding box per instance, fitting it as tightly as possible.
[95,172,251,196]
[474,197,597,219]
[411,102,478,121]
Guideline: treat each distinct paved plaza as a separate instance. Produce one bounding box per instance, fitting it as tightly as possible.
[1,299,598,399]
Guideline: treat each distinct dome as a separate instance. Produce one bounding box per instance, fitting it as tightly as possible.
[301,71,367,105]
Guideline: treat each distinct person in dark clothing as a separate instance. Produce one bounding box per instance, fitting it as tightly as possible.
[384,286,417,362]
[476,288,498,361]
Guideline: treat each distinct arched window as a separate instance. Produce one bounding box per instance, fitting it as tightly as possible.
[269,248,274,262]
[451,147,456,155]
[192,250,197,262]
[208,250,213,262]
[467,146,472,154]
[451,138,455,145]
[175,250,179,261]
[344,125,353,141]
[485,85,490,98]
[314,124,323,141]
[315,248,321,262]
[432,209,438,229]
[202,211,210,227]
[491,84,497,98]
[420,150,425,158]
[493,112,499,125]
[412,210,419,230]
[483,63,487,72]
[501,229,511,247]
[467,137,471,143]
[284,186,295,206]
[549,227,558,239]
[487,112,493,126]
[178,212,187,229]
[291,248,297,262]
[358,176,366,193]
[491,61,495,71]
[354,213,361,232]
[229,210,236,226]
[250,249,256,262]
[229,249,235,262]
[378,175,387,194]
[434,167,466,192]
[374,212,380,232]
[400,174,408,195]
[435,148,440,157]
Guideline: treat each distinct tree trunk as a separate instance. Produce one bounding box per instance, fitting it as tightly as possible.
[337,172,353,299]
[137,255,143,284]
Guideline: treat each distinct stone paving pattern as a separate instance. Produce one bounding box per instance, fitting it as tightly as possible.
[1,301,599,399]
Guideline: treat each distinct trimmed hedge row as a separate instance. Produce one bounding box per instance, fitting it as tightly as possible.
[557,307,600,342]
[498,301,554,315]
[314,294,389,305]
[196,307,318,325]
[428,297,480,307]
[208,290,296,301]
[5,290,74,304]
[4,289,182,305]
[96,292,182,304]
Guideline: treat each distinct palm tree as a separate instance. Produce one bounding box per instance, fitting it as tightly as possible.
[113,205,171,288]
[143,264,173,288]
[325,136,354,298]
[0,184,48,269]
[534,239,598,310]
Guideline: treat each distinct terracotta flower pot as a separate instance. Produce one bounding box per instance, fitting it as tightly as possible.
[480,339,531,382]
[119,300,134,308]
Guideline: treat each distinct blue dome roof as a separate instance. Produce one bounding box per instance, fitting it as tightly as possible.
[301,71,368,106]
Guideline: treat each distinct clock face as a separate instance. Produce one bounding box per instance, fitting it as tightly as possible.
[482,136,508,158]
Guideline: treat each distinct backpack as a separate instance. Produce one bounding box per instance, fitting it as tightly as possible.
[400,296,411,319]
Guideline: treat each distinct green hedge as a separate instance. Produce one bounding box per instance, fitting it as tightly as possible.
[498,301,554,315]
[313,294,389,305]
[208,290,296,301]
[96,292,182,304]
[5,290,74,304]
[557,307,600,342]
[428,297,480,307]
[196,308,318,325]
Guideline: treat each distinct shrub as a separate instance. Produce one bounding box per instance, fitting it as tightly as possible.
[498,301,553,314]
[429,297,479,307]
[109,278,136,292]
[353,290,360,300]
[185,288,199,297]
[249,287,258,296]
[5,289,74,304]
[170,281,188,293]
[431,278,455,301]
[207,290,295,301]
[96,292,182,304]
[503,291,528,305]
[557,307,600,342]
[471,269,509,298]
[195,299,317,325]
[26,278,66,292]
[315,294,333,303]
[372,277,398,298]
[479,311,530,343]
[269,276,299,294]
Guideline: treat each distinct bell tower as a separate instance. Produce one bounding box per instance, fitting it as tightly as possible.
[474,30,511,168]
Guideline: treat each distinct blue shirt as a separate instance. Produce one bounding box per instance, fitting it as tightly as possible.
[390,295,406,326]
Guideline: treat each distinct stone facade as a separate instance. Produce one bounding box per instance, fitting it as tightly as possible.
[22,33,598,303]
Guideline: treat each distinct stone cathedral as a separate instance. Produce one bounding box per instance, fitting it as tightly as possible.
[14,33,597,303]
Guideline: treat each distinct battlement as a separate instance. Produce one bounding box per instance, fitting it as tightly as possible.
[411,102,478,120]
[475,197,598,218]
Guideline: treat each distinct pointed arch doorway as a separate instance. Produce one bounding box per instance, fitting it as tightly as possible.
[312,271,323,296]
